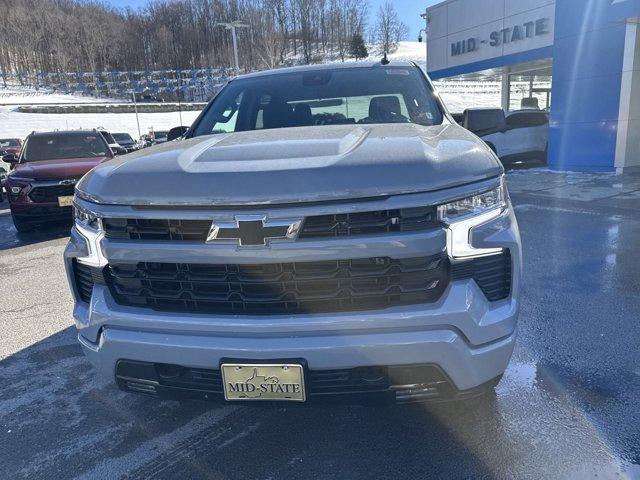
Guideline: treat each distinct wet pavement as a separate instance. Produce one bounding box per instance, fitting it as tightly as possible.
[1,169,640,479]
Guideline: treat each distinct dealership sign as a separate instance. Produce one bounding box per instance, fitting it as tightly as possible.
[451,18,550,57]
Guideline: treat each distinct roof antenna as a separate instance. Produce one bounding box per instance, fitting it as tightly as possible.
[381,51,389,65]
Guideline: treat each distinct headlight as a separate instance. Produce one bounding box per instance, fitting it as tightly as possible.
[73,203,103,231]
[437,185,505,223]
[73,202,107,267]
[438,177,507,260]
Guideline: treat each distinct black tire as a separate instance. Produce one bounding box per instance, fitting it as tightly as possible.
[12,216,34,233]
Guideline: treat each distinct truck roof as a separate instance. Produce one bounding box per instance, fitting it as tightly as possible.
[28,130,101,138]
[236,60,419,80]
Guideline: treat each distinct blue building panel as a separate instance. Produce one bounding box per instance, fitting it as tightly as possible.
[551,25,626,83]
[548,120,619,171]
[550,74,624,124]
[548,0,634,171]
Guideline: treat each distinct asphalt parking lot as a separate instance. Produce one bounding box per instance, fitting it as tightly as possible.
[1,169,639,479]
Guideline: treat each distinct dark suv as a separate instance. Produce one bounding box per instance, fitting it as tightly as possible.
[4,130,113,232]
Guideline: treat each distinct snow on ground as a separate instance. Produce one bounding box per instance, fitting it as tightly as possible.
[363,41,502,112]
[0,85,198,140]
[0,106,200,139]
[0,85,118,105]
[379,41,426,68]
[436,81,502,112]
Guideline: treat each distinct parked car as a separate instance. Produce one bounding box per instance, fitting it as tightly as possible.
[462,108,549,166]
[97,129,127,155]
[151,130,169,144]
[139,134,152,148]
[0,138,23,157]
[4,130,113,232]
[65,61,521,404]
[111,133,138,153]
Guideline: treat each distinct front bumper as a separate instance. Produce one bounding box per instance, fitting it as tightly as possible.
[65,181,522,402]
[10,202,72,224]
[74,270,517,396]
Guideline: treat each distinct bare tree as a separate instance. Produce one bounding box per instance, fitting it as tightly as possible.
[0,0,372,75]
[373,1,407,55]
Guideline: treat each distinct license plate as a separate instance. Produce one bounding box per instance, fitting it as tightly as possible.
[221,363,305,402]
[58,196,74,207]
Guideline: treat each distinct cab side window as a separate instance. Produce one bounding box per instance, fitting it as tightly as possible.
[506,112,548,129]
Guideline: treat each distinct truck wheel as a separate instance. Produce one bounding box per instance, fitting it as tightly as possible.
[12,216,34,233]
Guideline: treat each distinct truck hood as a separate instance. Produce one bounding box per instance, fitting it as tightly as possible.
[77,123,503,206]
[11,156,110,181]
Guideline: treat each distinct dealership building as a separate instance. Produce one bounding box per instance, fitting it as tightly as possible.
[425,0,640,172]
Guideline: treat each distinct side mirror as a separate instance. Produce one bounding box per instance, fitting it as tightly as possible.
[418,35,423,43]
[167,126,188,142]
[2,154,19,164]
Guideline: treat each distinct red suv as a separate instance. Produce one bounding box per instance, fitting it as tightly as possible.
[0,138,23,157]
[4,130,113,232]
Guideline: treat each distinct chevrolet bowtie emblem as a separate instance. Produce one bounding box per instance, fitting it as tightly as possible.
[207,215,302,246]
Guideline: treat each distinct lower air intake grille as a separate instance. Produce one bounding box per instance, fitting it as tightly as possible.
[451,250,511,301]
[105,254,449,315]
[72,260,95,303]
[115,360,463,402]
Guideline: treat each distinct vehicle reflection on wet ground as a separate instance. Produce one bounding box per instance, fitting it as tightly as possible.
[0,169,639,479]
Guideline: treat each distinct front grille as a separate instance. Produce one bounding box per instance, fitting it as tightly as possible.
[451,251,511,301]
[103,207,438,241]
[105,254,449,315]
[103,218,213,241]
[298,207,437,238]
[28,184,75,203]
[72,260,95,303]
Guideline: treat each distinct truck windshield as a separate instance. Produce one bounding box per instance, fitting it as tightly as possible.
[0,139,20,147]
[22,134,110,162]
[192,65,444,136]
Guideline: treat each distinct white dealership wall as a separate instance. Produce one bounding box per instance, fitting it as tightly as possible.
[427,0,556,74]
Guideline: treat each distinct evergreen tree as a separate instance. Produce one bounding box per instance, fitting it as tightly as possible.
[348,34,369,61]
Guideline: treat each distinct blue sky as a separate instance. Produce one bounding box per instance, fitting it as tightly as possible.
[105,0,442,38]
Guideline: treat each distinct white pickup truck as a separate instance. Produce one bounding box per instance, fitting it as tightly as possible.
[459,108,548,166]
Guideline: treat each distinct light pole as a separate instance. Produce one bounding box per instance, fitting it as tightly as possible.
[419,10,430,67]
[216,21,250,74]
